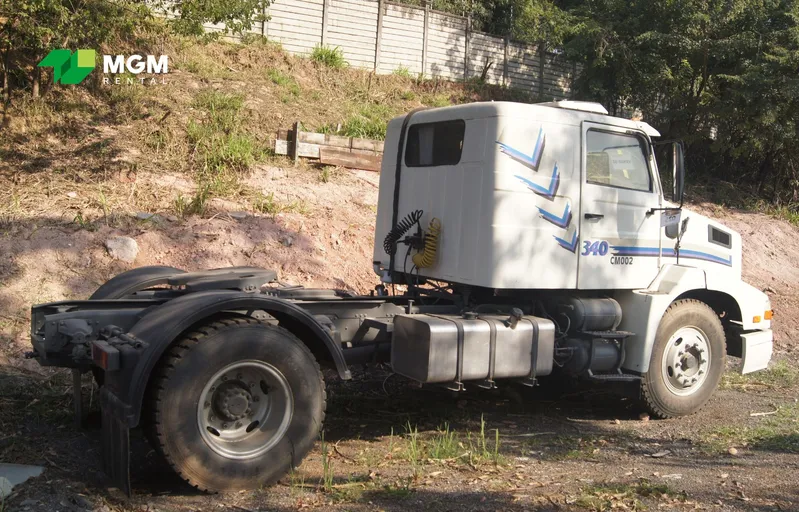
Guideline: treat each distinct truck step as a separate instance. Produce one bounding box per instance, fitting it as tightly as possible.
[587,371,641,382]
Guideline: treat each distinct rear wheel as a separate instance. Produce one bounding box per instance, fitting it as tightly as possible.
[148,318,325,492]
[641,299,725,418]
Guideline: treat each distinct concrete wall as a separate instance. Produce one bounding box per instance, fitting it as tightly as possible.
[216,0,580,99]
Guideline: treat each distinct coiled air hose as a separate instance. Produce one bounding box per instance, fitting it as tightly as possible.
[412,217,441,268]
[383,209,423,255]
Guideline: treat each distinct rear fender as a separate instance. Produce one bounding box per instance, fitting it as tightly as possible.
[89,266,186,300]
[103,290,350,428]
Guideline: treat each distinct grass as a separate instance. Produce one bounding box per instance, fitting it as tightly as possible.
[266,68,301,97]
[320,103,395,140]
[311,45,347,69]
[722,359,799,390]
[393,65,412,78]
[574,479,682,511]
[186,89,266,203]
[703,403,799,454]
[400,416,504,471]
[251,191,309,216]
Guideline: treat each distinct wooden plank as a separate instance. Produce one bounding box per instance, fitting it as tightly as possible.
[274,140,321,158]
[351,137,383,152]
[320,147,382,171]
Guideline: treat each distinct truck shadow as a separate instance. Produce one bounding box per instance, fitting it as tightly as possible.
[322,365,641,444]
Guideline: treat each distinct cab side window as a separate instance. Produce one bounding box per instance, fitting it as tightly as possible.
[405,120,465,167]
[586,130,652,192]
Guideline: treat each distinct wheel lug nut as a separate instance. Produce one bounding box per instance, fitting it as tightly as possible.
[235,422,242,428]
[222,376,228,381]
[222,423,228,428]
[253,396,260,402]
[204,401,210,408]
[249,382,255,388]
[237,373,243,380]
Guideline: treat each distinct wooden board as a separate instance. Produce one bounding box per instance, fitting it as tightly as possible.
[319,146,382,172]
[274,140,321,158]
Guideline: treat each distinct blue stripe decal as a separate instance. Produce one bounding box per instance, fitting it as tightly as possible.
[514,163,560,199]
[555,231,578,253]
[537,201,571,228]
[611,246,732,266]
[496,127,546,171]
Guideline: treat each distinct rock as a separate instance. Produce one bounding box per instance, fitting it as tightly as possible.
[0,464,45,498]
[728,447,739,456]
[229,211,249,220]
[0,477,11,499]
[105,236,139,263]
[280,236,294,247]
[136,212,165,224]
[66,191,78,198]
[165,215,179,222]
[638,413,650,422]
[20,499,38,506]
[614,419,621,425]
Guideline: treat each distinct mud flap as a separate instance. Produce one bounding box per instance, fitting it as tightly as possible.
[102,406,131,496]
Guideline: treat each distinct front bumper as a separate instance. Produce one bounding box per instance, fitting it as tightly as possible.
[740,329,772,374]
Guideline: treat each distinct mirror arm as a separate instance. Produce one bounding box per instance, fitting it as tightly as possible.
[646,206,682,217]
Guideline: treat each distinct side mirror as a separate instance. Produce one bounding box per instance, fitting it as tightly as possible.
[672,142,685,204]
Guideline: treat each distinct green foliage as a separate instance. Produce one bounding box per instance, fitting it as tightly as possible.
[393,66,412,78]
[566,0,799,206]
[320,103,394,140]
[310,45,347,69]
[160,0,271,37]
[187,89,264,192]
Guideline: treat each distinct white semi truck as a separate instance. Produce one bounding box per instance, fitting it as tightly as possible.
[28,100,773,494]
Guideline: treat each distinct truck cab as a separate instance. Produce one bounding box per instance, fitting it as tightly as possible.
[373,99,772,386]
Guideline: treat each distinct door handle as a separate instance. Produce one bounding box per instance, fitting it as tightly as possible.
[584,213,604,220]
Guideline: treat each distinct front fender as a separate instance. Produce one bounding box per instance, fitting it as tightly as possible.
[104,290,350,427]
[618,264,770,373]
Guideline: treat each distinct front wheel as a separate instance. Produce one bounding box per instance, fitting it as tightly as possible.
[640,299,726,418]
[147,318,326,492]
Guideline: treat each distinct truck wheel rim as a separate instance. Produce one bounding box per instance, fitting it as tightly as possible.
[661,326,711,396]
[197,360,293,460]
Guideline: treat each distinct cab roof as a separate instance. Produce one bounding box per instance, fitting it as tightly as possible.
[403,100,661,138]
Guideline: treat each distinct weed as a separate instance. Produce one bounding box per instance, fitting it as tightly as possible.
[72,212,95,231]
[252,191,309,216]
[184,186,210,216]
[393,65,412,78]
[323,103,394,140]
[321,432,334,492]
[311,45,347,69]
[266,68,301,97]
[319,166,338,183]
[429,423,460,460]
[187,89,264,186]
[404,422,422,479]
[422,93,451,108]
[400,90,416,101]
[288,468,306,498]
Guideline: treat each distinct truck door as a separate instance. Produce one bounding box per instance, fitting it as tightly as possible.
[577,122,662,289]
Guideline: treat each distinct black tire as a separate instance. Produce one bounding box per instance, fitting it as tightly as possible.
[148,317,326,492]
[641,299,726,419]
